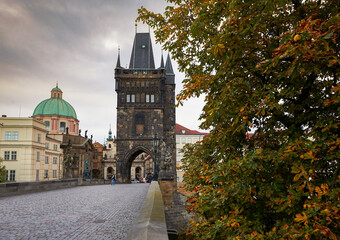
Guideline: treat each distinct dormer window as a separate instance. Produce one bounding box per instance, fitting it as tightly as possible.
[182,130,186,134]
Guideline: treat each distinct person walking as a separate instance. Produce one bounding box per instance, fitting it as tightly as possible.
[111,175,115,185]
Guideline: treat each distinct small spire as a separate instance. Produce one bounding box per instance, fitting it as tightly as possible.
[160,50,164,68]
[107,124,113,141]
[165,53,174,74]
[116,46,121,68]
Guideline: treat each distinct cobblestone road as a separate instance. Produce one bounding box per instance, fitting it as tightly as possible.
[0,184,150,240]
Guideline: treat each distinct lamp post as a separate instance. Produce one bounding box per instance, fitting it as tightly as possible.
[152,133,160,181]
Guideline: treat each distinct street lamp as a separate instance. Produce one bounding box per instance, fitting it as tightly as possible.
[152,133,160,181]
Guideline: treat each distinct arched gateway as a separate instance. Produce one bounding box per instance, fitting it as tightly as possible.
[114,31,176,189]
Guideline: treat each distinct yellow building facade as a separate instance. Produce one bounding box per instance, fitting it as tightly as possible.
[0,117,63,182]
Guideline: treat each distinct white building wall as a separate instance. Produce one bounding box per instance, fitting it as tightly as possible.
[176,134,205,182]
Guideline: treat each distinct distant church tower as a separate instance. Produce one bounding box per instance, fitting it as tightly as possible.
[114,31,176,185]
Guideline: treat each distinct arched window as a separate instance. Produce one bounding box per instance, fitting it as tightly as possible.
[45,121,50,131]
[60,122,66,132]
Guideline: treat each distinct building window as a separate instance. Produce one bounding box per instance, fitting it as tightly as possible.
[135,113,145,135]
[5,132,18,141]
[150,94,155,103]
[36,170,39,181]
[126,94,131,103]
[176,138,180,144]
[53,157,57,164]
[108,144,111,148]
[45,143,49,149]
[188,138,192,143]
[4,151,10,160]
[182,138,186,144]
[38,134,41,143]
[45,121,50,131]
[146,94,150,103]
[11,151,17,160]
[5,132,11,140]
[4,151,16,160]
[12,132,18,140]
[131,94,136,103]
[53,170,57,178]
[45,156,49,164]
[8,170,15,181]
[37,152,40,162]
[44,170,48,178]
[53,144,58,151]
[60,122,66,132]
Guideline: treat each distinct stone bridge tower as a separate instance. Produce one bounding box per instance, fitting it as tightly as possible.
[114,32,176,199]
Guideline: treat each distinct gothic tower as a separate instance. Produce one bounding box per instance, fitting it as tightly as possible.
[114,32,176,185]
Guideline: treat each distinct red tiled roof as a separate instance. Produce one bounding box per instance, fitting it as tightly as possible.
[175,123,209,136]
[93,142,104,147]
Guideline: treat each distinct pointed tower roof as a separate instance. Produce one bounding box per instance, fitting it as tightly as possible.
[165,53,175,84]
[160,51,165,69]
[165,53,174,74]
[129,32,155,69]
[107,125,114,141]
[116,47,121,68]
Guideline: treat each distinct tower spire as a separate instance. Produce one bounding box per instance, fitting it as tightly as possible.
[129,32,155,69]
[165,53,175,84]
[165,53,174,74]
[107,124,113,141]
[116,46,121,68]
[160,50,164,68]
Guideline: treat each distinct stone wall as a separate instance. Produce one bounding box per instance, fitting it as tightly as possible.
[127,181,169,240]
[0,179,80,198]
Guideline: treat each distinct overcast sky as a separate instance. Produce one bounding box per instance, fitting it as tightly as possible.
[0,0,206,143]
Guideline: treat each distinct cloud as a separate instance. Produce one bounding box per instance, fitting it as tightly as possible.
[0,0,206,143]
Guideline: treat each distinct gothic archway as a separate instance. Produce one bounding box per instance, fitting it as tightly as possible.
[117,146,153,183]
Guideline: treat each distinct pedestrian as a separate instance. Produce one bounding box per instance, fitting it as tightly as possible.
[111,175,115,185]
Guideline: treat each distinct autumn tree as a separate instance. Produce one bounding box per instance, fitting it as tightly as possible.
[0,157,7,183]
[138,0,339,239]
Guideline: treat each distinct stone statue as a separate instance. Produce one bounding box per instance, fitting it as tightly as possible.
[85,130,88,138]
[79,129,81,136]
[159,140,173,172]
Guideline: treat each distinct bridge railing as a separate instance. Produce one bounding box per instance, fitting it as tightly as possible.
[127,181,169,240]
[0,179,79,198]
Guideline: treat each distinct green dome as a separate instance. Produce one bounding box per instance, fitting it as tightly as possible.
[52,87,62,92]
[33,98,78,120]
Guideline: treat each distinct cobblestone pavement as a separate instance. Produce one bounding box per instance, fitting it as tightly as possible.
[0,184,150,240]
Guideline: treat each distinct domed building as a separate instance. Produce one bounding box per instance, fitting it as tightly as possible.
[32,84,79,135]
